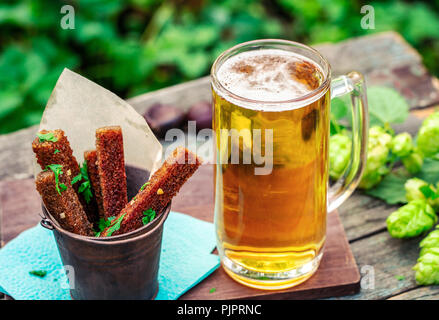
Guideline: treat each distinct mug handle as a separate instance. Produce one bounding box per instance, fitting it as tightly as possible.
[328,71,369,212]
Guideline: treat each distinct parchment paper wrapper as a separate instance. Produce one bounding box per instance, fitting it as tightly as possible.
[33,68,162,177]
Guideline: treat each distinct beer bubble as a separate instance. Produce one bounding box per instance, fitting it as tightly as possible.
[216,49,325,110]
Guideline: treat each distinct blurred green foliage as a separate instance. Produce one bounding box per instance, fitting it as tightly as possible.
[1,0,439,133]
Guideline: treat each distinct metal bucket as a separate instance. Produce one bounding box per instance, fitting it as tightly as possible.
[39,166,170,300]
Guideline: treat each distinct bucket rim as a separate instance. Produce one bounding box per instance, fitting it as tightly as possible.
[41,202,171,245]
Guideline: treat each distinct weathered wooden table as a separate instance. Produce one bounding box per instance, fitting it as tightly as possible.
[1,31,439,300]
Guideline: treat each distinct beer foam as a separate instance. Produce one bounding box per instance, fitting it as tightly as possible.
[216,49,325,106]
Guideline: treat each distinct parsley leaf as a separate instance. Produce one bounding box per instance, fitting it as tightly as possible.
[80,161,90,181]
[99,217,115,230]
[95,217,115,236]
[83,188,93,203]
[59,183,67,192]
[45,163,62,172]
[98,218,109,231]
[37,132,58,143]
[105,213,126,237]
[54,149,60,154]
[142,208,156,225]
[71,173,82,185]
[209,287,216,293]
[78,180,90,193]
[45,164,65,195]
[140,182,150,191]
[74,161,93,203]
[394,275,405,281]
[29,270,47,278]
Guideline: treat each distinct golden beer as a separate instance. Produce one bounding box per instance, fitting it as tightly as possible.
[212,40,368,290]
[212,46,330,289]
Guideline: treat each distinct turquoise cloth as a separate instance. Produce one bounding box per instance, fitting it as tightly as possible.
[0,211,219,300]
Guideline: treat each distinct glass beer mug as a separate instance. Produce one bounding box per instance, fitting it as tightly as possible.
[211,39,368,290]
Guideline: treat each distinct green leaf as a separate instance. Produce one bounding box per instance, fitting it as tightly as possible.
[365,159,439,204]
[98,218,110,231]
[331,96,349,120]
[330,96,349,135]
[140,182,150,191]
[59,183,67,192]
[367,86,409,126]
[75,20,117,44]
[0,90,22,120]
[310,24,349,43]
[21,51,47,92]
[45,164,65,195]
[78,180,90,193]
[189,25,219,48]
[365,172,408,205]
[142,208,156,225]
[37,132,58,143]
[0,2,33,26]
[76,162,93,203]
[82,187,93,203]
[29,270,47,278]
[80,161,90,180]
[416,159,439,184]
[95,216,115,236]
[176,51,210,78]
[394,275,405,281]
[404,3,439,43]
[105,213,126,237]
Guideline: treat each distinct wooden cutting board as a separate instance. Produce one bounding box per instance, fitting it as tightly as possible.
[0,164,360,300]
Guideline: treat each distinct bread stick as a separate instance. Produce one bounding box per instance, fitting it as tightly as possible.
[33,129,99,224]
[96,126,127,218]
[100,147,202,237]
[36,169,93,236]
[32,129,80,180]
[84,150,105,219]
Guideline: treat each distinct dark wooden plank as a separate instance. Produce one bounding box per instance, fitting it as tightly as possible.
[337,192,394,242]
[388,286,439,300]
[335,230,421,300]
[316,32,424,75]
[0,126,36,181]
[0,178,41,246]
[0,164,360,300]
